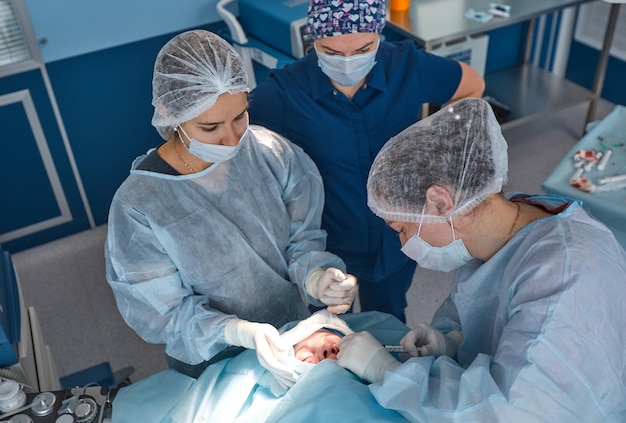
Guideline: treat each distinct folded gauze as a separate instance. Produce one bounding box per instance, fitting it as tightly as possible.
[259,309,354,396]
[280,309,354,347]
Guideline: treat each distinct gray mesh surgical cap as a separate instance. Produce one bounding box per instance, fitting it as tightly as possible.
[367,98,508,224]
[151,30,249,140]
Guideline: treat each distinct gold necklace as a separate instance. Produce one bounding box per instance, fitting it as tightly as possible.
[505,202,522,243]
[174,138,195,173]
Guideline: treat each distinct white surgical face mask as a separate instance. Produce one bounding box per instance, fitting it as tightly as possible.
[177,125,246,164]
[400,219,473,272]
[314,42,378,87]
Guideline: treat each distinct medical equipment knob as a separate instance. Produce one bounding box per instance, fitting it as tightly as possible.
[11,414,33,423]
[0,379,26,412]
[74,397,98,423]
[55,415,74,423]
[30,392,56,416]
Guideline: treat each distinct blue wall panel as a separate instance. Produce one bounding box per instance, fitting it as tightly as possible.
[0,102,60,229]
[0,69,92,252]
[566,41,626,107]
[44,23,226,225]
[484,24,526,73]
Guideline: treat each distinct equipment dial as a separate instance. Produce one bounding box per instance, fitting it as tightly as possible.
[74,397,98,423]
[30,392,56,416]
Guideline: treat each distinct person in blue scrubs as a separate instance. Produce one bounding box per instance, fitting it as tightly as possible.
[336,98,626,421]
[248,0,485,322]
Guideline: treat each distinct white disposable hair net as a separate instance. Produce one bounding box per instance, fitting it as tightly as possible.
[151,30,250,140]
[367,98,508,224]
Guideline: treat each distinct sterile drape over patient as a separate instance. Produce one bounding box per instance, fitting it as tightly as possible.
[112,311,412,422]
[105,125,343,365]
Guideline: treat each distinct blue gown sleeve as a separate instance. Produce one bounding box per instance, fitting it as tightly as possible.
[105,196,233,365]
[369,210,626,421]
[265,130,347,304]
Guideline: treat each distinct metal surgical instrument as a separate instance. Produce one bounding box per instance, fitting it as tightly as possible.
[384,345,423,353]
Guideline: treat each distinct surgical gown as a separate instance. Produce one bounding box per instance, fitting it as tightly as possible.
[105,125,345,365]
[371,194,626,422]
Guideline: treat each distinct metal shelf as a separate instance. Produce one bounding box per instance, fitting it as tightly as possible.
[484,64,592,130]
[385,0,599,132]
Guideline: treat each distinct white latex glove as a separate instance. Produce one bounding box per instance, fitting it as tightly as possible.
[305,267,358,314]
[400,323,464,358]
[224,319,296,389]
[336,332,400,384]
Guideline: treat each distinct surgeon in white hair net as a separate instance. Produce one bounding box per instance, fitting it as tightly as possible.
[336,98,626,421]
[104,30,357,388]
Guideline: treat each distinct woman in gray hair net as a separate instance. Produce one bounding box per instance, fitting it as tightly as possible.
[335,98,626,421]
[104,30,357,386]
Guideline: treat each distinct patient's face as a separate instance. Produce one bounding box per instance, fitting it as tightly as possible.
[294,331,341,364]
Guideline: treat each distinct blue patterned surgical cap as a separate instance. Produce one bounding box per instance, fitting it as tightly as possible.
[307,0,386,39]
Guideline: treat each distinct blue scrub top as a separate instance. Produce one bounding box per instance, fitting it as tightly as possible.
[249,39,462,282]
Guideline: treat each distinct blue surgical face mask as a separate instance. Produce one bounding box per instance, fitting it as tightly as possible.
[177,125,246,164]
[400,218,473,272]
[314,41,379,87]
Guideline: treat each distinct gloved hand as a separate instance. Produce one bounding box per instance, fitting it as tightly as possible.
[224,319,296,388]
[337,332,400,384]
[400,323,463,358]
[305,267,358,314]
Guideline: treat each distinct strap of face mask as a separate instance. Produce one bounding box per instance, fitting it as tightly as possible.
[417,203,458,241]
[449,216,457,241]
[417,203,427,237]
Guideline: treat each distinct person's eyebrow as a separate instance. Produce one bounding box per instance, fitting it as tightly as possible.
[197,104,249,126]
[320,41,375,54]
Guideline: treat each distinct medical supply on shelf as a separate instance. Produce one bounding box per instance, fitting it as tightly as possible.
[390,0,410,11]
[568,147,624,193]
[598,174,626,185]
[542,104,626,248]
[464,8,493,23]
[489,3,511,18]
[597,149,613,171]
[569,174,596,193]
[570,168,584,182]
[573,149,603,170]
[594,181,626,192]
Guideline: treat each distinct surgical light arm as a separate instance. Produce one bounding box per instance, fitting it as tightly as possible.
[216,0,257,88]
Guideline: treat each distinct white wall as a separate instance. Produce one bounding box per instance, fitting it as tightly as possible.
[23,0,223,63]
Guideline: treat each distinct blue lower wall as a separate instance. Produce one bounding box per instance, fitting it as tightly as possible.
[566,41,626,107]
[47,23,225,226]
